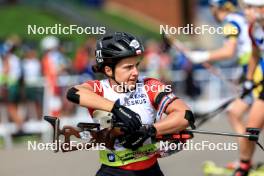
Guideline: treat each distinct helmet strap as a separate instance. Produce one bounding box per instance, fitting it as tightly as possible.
[110,66,121,86]
[107,66,131,93]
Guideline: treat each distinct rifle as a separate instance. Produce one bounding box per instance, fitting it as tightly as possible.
[43,112,193,155]
[44,110,264,156]
[44,112,123,152]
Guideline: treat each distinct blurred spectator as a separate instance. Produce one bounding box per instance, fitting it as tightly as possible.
[161,38,201,99]
[58,44,73,74]
[159,51,172,83]
[143,40,172,83]
[21,45,43,120]
[184,68,201,99]
[0,55,5,103]
[2,35,24,131]
[41,36,67,117]
[73,37,96,81]
[142,40,160,78]
[172,48,201,98]
[58,43,76,116]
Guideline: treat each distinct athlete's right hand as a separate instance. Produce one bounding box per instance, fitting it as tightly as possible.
[111,100,142,134]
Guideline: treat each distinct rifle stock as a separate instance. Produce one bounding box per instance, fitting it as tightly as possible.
[44,116,60,152]
[44,116,124,152]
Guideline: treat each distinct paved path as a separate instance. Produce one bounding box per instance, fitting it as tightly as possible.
[0,116,263,176]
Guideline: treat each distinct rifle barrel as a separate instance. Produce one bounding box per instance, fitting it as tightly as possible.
[186,129,251,138]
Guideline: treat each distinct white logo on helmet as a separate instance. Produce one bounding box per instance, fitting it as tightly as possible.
[96,50,103,63]
[129,39,140,49]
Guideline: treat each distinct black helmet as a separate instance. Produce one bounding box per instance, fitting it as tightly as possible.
[92,32,144,73]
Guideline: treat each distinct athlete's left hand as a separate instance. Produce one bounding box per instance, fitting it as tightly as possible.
[242,79,254,94]
[119,125,157,150]
[186,51,210,64]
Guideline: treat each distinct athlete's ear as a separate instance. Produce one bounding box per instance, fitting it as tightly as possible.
[104,66,113,77]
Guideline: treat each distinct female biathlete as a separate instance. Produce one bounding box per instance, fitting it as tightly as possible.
[66,32,192,176]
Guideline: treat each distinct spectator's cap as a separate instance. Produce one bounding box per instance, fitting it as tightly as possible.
[92,32,144,73]
[40,36,59,51]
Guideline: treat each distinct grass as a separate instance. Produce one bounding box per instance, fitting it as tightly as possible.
[90,9,161,40]
[12,134,41,145]
[57,1,161,40]
[0,3,161,43]
[0,137,3,149]
[0,5,86,43]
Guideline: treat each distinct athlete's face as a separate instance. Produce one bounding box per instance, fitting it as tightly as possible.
[114,56,141,88]
[255,6,264,25]
[210,6,222,23]
[243,5,258,22]
[243,4,264,23]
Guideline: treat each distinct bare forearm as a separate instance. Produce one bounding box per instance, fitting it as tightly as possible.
[209,48,234,61]
[79,91,114,112]
[154,111,189,135]
[153,99,190,135]
[74,84,114,112]
[208,38,237,62]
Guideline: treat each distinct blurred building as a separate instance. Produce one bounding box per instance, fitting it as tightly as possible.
[105,0,196,27]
